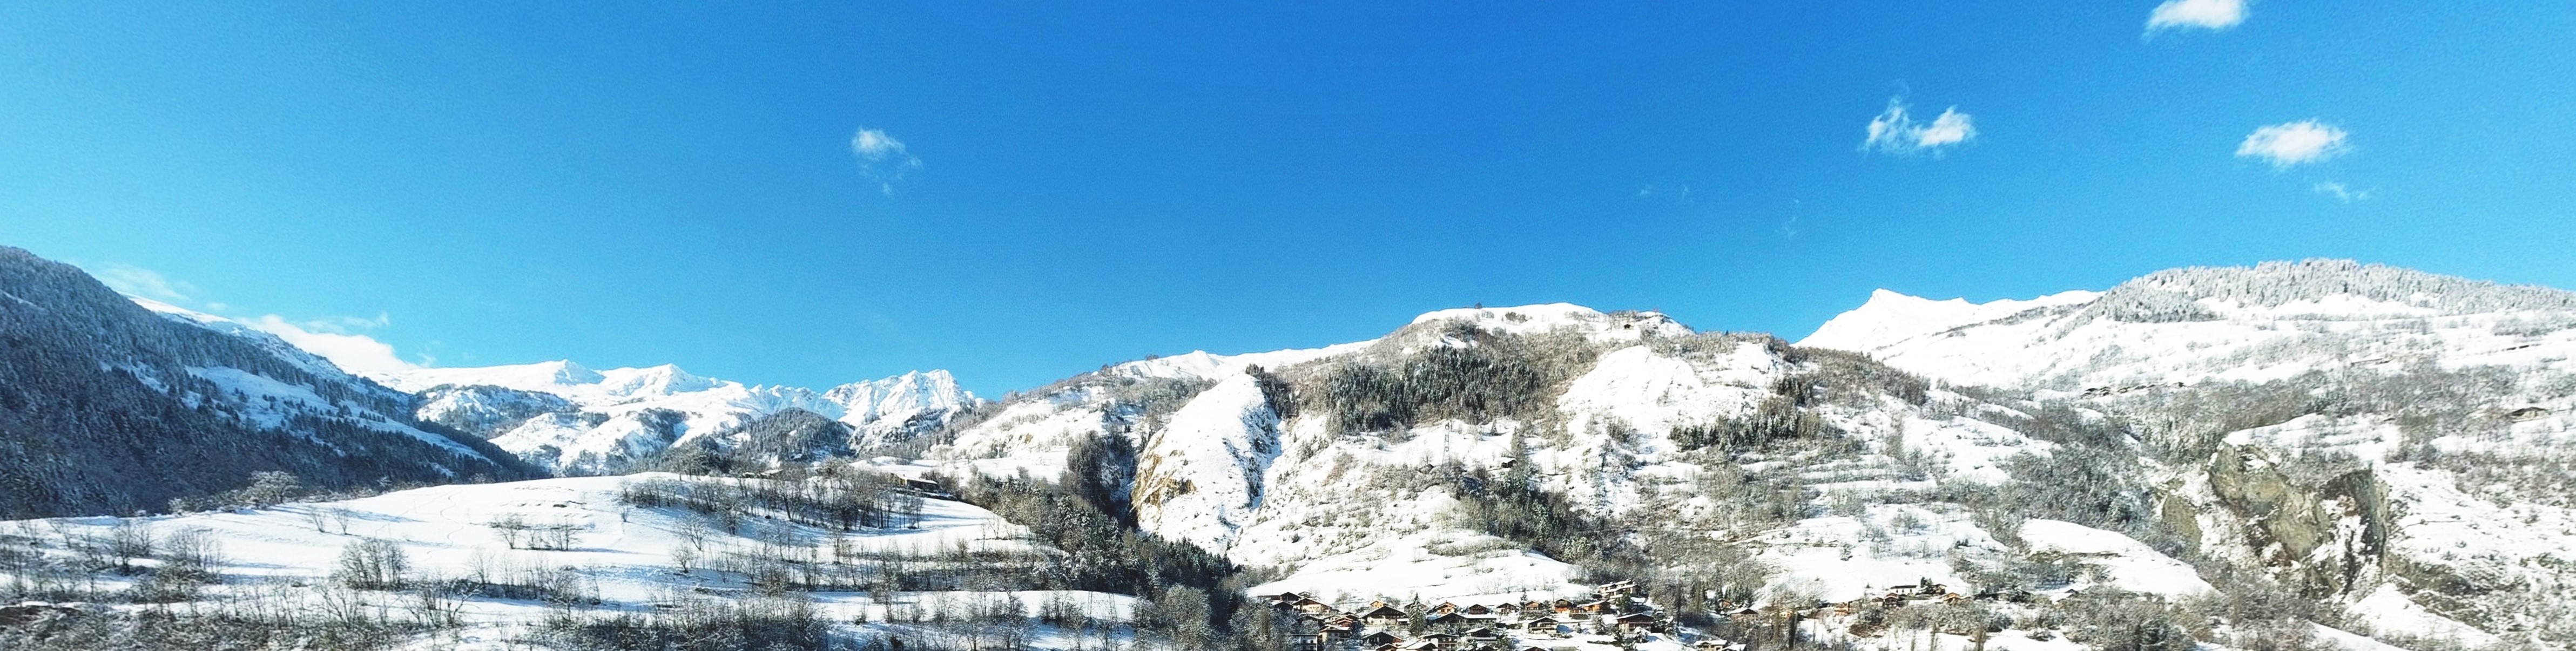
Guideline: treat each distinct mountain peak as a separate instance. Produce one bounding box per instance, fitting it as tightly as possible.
[1406,303,1692,341]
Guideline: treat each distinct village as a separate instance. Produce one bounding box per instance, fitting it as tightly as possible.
[1260,580,1667,651]
[1258,578,1990,651]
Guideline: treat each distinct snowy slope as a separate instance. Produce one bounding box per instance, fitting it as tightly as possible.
[922,304,2070,607]
[5,475,1137,649]
[1798,260,2576,390]
[1802,260,2576,647]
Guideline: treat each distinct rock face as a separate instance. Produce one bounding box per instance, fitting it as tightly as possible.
[0,246,535,518]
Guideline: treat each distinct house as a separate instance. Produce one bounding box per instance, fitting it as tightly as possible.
[1462,604,1493,618]
[1463,627,1500,641]
[1593,580,1637,599]
[1493,602,1521,618]
[1431,602,1459,616]
[1613,613,1657,634]
[1359,605,1410,629]
[1290,597,1336,615]
[1289,617,1331,651]
[1426,611,1473,626]
[1522,616,1561,634]
[1418,633,1460,649]
[1361,629,1407,648]
[1549,599,1575,614]
[1573,600,1607,614]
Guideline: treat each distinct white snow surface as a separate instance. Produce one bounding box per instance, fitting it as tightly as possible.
[1132,372,1283,554]
[10,475,1138,647]
[2017,519,2213,596]
[1797,276,2576,391]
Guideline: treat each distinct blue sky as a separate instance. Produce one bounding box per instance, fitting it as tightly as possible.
[3,2,2572,394]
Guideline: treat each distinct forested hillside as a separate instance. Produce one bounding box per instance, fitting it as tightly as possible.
[0,247,536,518]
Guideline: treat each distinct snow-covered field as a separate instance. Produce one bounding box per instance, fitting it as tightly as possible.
[6,475,1137,649]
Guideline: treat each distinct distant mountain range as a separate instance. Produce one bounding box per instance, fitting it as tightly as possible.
[8,245,2573,648]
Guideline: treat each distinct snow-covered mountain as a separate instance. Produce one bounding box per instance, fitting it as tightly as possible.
[1799,259,2576,391]
[387,361,978,474]
[19,253,2576,650]
[918,304,2085,607]
[0,246,533,518]
[1801,259,2576,646]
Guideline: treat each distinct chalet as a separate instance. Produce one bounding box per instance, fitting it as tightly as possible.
[1463,627,1501,641]
[1593,580,1637,599]
[900,477,954,499]
[1521,616,1561,634]
[1361,629,1407,648]
[1461,604,1493,618]
[1573,600,1607,614]
[1493,602,1521,618]
[1613,613,1657,634]
[1288,617,1331,651]
[1289,597,1336,615]
[1465,646,1504,651]
[1549,599,1575,614]
[1418,633,1460,649]
[1426,611,1473,626]
[1430,602,1459,616]
[1359,605,1410,629]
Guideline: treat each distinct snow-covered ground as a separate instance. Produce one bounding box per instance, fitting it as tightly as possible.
[6,475,1135,648]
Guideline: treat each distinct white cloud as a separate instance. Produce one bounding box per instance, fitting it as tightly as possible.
[2237,120,2350,168]
[95,264,194,303]
[242,314,421,379]
[2147,0,2246,32]
[2312,181,2372,202]
[1863,98,1977,156]
[849,128,923,194]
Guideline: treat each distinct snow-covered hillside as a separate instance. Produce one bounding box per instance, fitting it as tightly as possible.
[1803,259,2576,648]
[918,304,2097,614]
[1799,259,2576,391]
[2,474,1137,650]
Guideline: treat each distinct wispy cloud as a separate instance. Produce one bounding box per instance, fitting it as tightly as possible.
[95,264,194,303]
[849,128,923,194]
[2236,120,2350,168]
[2147,0,2247,32]
[2312,181,2373,203]
[1862,98,1976,156]
[242,314,421,378]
